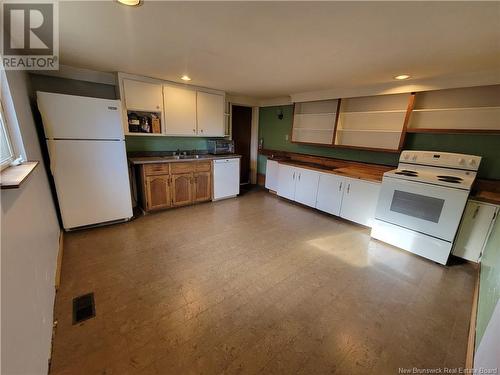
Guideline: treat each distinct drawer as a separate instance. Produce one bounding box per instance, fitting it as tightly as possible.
[144,163,170,176]
[170,162,195,174]
[195,161,212,172]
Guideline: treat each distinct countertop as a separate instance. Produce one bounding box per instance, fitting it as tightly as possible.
[276,159,391,183]
[274,158,500,203]
[129,154,241,165]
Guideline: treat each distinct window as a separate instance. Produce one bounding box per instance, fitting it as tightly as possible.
[0,101,14,170]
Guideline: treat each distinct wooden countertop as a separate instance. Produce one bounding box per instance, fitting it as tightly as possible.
[471,179,500,205]
[277,159,391,183]
[129,154,241,165]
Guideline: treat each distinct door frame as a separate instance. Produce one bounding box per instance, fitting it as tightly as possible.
[229,102,259,184]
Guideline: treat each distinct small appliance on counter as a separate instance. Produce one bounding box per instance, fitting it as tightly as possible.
[208,139,234,155]
[371,150,481,265]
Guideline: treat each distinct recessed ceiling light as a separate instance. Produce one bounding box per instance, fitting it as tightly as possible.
[394,74,411,80]
[116,0,142,6]
[181,75,192,81]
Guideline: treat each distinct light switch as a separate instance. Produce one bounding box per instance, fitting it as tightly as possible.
[285,134,289,141]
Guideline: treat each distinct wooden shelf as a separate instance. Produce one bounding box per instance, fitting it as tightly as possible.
[336,129,401,133]
[412,106,500,112]
[1,161,39,189]
[406,128,500,134]
[340,109,406,115]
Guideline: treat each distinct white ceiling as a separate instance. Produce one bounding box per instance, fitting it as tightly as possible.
[59,1,500,99]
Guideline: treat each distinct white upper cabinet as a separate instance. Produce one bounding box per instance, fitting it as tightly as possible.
[123,79,163,112]
[315,172,344,216]
[163,85,197,136]
[340,177,380,227]
[294,168,320,208]
[197,91,225,137]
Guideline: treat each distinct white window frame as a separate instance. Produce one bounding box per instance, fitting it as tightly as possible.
[0,100,15,171]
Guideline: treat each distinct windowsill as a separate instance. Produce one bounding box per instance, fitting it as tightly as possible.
[0,161,39,189]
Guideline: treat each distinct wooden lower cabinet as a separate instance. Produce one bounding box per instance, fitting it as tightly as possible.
[138,160,213,212]
[145,174,171,210]
[193,172,211,202]
[172,173,193,206]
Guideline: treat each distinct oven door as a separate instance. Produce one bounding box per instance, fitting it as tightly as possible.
[375,176,469,241]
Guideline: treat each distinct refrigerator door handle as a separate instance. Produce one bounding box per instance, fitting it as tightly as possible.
[48,140,56,176]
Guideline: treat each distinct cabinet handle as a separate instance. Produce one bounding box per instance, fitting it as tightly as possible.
[200,129,204,133]
[473,206,480,219]
[339,182,342,191]
[298,173,301,181]
[293,172,295,180]
[193,129,196,133]
[347,184,350,194]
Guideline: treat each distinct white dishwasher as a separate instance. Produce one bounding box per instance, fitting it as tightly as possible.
[214,158,240,200]
[213,158,240,200]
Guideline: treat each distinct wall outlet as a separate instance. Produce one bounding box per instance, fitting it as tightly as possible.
[285,134,289,141]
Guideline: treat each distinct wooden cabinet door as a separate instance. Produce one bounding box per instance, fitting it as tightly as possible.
[294,168,320,208]
[196,91,225,136]
[145,175,171,210]
[340,177,381,227]
[452,201,498,262]
[123,79,163,112]
[172,173,193,206]
[277,164,297,201]
[163,85,197,136]
[316,173,344,216]
[194,172,211,202]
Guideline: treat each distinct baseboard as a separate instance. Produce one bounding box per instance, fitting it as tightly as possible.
[55,231,64,290]
[466,263,480,369]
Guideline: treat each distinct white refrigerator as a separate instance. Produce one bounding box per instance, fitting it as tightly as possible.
[37,91,133,230]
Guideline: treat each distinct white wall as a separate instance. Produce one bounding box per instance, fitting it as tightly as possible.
[1,70,60,375]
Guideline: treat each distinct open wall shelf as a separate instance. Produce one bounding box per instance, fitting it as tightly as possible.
[291,99,339,145]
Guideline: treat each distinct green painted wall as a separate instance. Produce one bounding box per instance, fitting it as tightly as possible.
[125,136,209,152]
[258,105,500,180]
[476,216,500,346]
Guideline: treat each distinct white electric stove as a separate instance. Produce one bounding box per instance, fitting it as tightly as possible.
[371,150,481,265]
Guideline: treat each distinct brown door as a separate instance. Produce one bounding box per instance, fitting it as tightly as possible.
[193,172,211,202]
[172,173,193,206]
[231,105,252,184]
[145,175,171,210]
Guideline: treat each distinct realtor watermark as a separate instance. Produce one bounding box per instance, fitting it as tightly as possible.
[398,367,498,374]
[1,0,59,70]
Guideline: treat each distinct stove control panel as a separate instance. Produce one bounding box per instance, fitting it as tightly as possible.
[399,151,481,171]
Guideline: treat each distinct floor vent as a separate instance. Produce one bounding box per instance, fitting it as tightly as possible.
[72,293,95,324]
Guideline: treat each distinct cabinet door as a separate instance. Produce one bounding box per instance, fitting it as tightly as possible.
[123,79,163,112]
[452,201,498,262]
[315,173,344,216]
[194,172,212,202]
[145,175,171,210]
[197,91,225,137]
[171,173,193,206]
[265,160,279,191]
[163,85,197,136]
[294,168,320,208]
[340,177,381,227]
[277,164,297,201]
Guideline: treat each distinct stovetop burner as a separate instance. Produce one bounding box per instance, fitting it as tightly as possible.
[437,175,464,183]
[395,169,418,177]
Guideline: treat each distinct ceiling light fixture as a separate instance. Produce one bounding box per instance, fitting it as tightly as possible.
[394,74,411,80]
[181,75,192,82]
[116,0,142,7]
